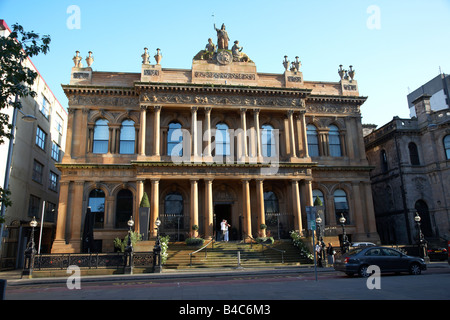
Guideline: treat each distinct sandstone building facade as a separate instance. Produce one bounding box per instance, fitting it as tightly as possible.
[365,90,450,245]
[52,26,379,253]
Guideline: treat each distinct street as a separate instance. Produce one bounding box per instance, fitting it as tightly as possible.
[4,265,450,302]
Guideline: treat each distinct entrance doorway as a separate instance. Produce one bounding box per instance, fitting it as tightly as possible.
[214,204,232,240]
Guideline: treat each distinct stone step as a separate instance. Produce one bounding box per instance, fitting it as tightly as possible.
[164,240,311,269]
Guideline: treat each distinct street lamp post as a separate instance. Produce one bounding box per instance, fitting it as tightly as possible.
[22,216,38,278]
[339,214,349,254]
[414,212,429,262]
[124,216,134,274]
[153,218,162,273]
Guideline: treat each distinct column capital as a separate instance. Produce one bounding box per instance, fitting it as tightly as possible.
[191,106,198,112]
[153,105,161,112]
[140,105,147,111]
[204,106,212,113]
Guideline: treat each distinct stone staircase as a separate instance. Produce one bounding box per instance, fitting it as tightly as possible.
[164,240,312,269]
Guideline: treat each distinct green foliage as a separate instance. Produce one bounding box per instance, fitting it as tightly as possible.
[290,231,313,261]
[256,236,274,244]
[114,231,142,252]
[260,224,267,230]
[314,196,323,206]
[185,237,204,246]
[191,224,199,231]
[159,235,170,265]
[139,192,150,207]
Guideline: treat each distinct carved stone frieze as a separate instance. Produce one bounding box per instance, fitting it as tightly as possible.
[194,71,255,80]
[68,95,139,107]
[140,91,306,109]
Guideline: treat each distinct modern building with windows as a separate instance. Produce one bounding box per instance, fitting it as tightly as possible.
[52,26,379,253]
[0,20,67,268]
[365,80,450,245]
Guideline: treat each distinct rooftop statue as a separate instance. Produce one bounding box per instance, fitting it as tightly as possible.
[214,23,230,50]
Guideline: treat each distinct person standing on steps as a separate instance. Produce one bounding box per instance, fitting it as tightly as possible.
[220,219,226,241]
[224,220,231,242]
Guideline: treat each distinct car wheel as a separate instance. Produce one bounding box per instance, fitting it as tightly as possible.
[358,265,370,277]
[409,263,422,275]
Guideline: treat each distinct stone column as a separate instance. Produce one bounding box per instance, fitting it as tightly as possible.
[69,181,84,252]
[52,181,70,250]
[351,182,365,236]
[64,109,75,159]
[204,107,212,158]
[253,109,262,160]
[305,180,314,207]
[204,179,214,240]
[150,179,159,238]
[299,111,308,158]
[190,179,199,237]
[242,179,252,240]
[287,110,297,158]
[153,106,161,156]
[139,106,146,156]
[239,108,248,162]
[363,182,378,236]
[291,180,302,233]
[255,179,266,237]
[191,107,198,158]
[135,179,144,234]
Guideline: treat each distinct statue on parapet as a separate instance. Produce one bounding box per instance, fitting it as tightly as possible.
[214,23,230,50]
[232,40,250,62]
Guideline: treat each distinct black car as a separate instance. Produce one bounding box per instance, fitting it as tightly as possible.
[427,248,448,261]
[334,246,427,277]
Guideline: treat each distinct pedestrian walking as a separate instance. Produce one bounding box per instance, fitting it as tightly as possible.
[326,243,335,265]
[315,243,323,267]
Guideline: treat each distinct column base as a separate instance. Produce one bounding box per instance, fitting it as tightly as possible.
[51,239,81,253]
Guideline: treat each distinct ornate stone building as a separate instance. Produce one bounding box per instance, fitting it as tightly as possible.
[52,26,379,253]
[365,93,450,245]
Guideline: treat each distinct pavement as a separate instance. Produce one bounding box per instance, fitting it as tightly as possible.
[1,261,449,286]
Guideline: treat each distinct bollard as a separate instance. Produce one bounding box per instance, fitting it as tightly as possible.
[0,279,6,300]
[235,251,243,269]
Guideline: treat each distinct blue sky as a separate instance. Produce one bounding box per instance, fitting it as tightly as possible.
[1,0,449,127]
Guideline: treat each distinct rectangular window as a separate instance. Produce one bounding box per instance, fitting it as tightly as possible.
[32,160,44,184]
[28,195,40,218]
[36,127,46,150]
[45,202,57,222]
[55,113,63,135]
[51,142,60,161]
[49,171,58,191]
[40,95,50,119]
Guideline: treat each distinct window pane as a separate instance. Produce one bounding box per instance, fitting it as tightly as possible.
[167,122,183,157]
[89,189,105,228]
[307,124,319,157]
[93,119,109,154]
[262,125,275,157]
[215,123,230,156]
[329,125,341,157]
[444,135,450,160]
[119,120,135,154]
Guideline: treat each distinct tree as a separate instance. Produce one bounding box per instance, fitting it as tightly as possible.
[0,23,51,210]
[139,192,150,207]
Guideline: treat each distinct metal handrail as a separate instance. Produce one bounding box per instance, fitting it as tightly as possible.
[189,238,215,266]
[242,234,285,264]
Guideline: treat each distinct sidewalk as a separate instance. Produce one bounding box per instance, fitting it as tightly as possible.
[1,261,448,286]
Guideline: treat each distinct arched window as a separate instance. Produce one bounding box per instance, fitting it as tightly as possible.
[380,149,388,172]
[88,189,105,228]
[261,124,275,157]
[164,192,184,229]
[444,135,450,160]
[93,119,109,154]
[167,122,183,157]
[264,191,279,214]
[328,125,342,157]
[307,124,319,157]
[334,189,349,223]
[115,189,133,228]
[119,120,135,154]
[408,142,420,165]
[215,123,230,156]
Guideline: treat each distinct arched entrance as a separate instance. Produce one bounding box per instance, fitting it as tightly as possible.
[414,200,433,237]
[213,183,238,240]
